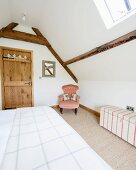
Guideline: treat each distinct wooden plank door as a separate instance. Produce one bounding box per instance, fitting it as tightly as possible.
[1,47,33,109]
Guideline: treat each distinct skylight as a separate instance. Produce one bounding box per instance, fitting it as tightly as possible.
[93,0,136,29]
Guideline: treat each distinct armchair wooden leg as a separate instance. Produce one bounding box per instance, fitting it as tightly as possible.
[75,108,78,115]
[60,108,63,114]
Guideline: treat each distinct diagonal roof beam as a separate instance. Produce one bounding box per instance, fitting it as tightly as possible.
[0,23,78,83]
[32,27,78,82]
[64,30,136,65]
[1,22,19,32]
[32,27,44,37]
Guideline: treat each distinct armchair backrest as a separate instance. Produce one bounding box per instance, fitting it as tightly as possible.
[62,84,79,97]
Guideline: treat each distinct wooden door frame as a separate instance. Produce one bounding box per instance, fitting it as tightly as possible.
[0,46,34,110]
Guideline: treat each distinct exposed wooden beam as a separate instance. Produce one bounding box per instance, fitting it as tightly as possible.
[0,23,78,83]
[32,27,44,37]
[32,28,78,82]
[0,30,49,46]
[46,45,78,82]
[1,22,18,32]
[64,30,136,65]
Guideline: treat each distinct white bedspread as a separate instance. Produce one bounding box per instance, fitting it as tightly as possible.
[0,110,16,166]
[0,106,112,170]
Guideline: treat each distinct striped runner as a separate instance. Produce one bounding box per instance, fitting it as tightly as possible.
[134,123,136,146]
[126,115,136,143]
[102,106,116,127]
[110,109,123,132]
[115,110,130,135]
[121,112,134,139]
[100,106,136,147]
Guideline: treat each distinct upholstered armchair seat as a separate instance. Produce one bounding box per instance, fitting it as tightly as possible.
[58,84,80,114]
[59,100,79,109]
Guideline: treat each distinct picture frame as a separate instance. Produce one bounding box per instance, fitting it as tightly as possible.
[42,60,56,77]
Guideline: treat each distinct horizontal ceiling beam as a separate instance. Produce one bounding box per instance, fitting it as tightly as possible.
[64,30,136,65]
[0,23,78,83]
[0,30,50,46]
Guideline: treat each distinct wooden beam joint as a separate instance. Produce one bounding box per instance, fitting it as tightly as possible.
[0,23,78,83]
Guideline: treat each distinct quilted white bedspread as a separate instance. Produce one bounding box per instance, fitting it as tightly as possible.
[0,106,112,170]
[0,110,16,166]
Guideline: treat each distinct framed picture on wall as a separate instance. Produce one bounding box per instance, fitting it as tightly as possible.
[42,60,56,77]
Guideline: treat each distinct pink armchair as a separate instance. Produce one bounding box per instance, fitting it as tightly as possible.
[58,84,80,114]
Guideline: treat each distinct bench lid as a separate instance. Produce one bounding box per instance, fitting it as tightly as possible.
[121,112,136,123]
[101,105,136,123]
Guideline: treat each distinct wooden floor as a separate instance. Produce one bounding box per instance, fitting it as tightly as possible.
[55,107,136,170]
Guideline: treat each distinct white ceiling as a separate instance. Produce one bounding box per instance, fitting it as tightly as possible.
[0,0,136,81]
[1,0,136,60]
[0,0,11,28]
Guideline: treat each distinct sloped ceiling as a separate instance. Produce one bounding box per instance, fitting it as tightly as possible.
[1,0,136,81]
[69,40,136,81]
[0,0,11,28]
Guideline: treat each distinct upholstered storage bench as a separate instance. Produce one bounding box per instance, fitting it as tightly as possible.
[100,105,136,147]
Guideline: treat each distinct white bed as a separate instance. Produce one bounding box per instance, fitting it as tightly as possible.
[0,106,112,170]
[0,110,16,166]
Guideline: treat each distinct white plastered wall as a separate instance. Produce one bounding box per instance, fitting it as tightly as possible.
[0,38,76,109]
[69,40,136,111]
